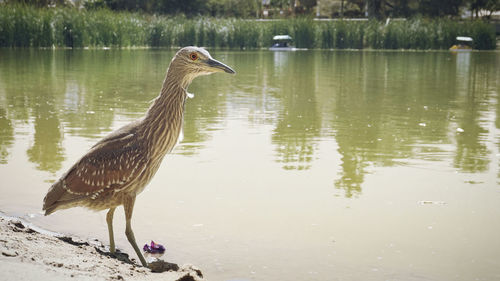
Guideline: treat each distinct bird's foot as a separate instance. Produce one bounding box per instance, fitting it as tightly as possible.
[95,247,134,265]
[110,251,133,263]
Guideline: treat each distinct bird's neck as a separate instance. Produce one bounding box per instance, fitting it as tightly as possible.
[141,68,190,157]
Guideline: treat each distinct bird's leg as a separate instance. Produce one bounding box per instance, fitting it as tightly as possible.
[125,219,147,267]
[123,196,148,267]
[106,207,116,253]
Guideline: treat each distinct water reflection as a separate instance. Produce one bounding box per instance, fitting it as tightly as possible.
[180,78,227,156]
[0,107,13,164]
[0,49,498,197]
[26,104,65,173]
[271,52,320,170]
[452,53,496,173]
[0,50,65,172]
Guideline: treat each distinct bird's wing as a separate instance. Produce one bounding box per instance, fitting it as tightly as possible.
[61,133,147,196]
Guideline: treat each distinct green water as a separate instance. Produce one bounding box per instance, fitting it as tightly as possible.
[0,49,499,281]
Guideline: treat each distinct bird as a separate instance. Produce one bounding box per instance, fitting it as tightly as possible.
[42,46,235,267]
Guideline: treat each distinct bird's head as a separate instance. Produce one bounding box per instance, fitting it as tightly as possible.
[170,46,235,85]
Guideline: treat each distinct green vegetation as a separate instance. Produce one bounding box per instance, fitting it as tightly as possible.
[0,4,496,49]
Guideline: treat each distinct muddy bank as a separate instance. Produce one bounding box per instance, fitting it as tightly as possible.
[0,215,203,281]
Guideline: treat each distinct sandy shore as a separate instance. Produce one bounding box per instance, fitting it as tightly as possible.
[0,214,204,281]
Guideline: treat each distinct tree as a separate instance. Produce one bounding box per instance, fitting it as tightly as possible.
[366,0,385,18]
[386,0,411,17]
[301,0,318,12]
[486,0,500,16]
[6,0,70,7]
[155,0,207,15]
[271,0,290,9]
[206,0,260,17]
[98,0,208,15]
[469,0,500,18]
[418,0,465,17]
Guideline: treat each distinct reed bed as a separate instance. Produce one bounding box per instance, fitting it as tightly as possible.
[0,4,496,50]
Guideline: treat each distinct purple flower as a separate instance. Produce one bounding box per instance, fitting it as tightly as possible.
[143,240,165,254]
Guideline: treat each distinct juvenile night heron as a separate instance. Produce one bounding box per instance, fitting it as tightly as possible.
[42,47,235,267]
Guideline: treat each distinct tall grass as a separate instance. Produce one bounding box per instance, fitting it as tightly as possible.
[0,4,496,50]
[319,20,364,49]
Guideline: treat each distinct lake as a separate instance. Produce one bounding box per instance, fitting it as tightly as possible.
[0,49,499,281]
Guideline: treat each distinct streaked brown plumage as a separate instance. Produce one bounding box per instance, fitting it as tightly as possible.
[42,46,235,267]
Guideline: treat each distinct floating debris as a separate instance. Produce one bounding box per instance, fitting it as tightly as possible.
[456,128,464,133]
[418,201,446,205]
[464,180,483,185]
[143,241,165,255]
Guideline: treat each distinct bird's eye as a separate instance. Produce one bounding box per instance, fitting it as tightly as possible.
[189,53,198,61]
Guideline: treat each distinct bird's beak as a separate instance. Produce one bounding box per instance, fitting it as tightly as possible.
[206,58,235,74]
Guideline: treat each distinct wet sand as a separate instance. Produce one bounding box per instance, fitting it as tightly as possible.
[0,214,203,281]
